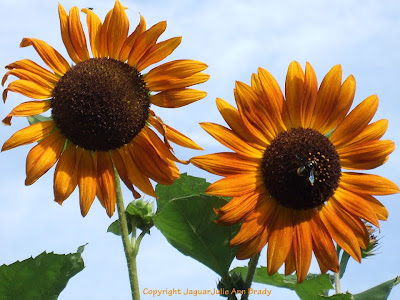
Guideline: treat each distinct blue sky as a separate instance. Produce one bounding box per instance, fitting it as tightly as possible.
[0,0,399,299]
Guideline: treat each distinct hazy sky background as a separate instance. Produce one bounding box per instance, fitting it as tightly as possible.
[0,0,399,299]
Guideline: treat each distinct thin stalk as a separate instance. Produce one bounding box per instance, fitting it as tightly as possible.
[334,272,341,294]
[241,252,260,300]
[114,170,140,300]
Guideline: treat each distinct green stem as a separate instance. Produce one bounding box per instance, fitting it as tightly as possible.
[334,272,341,294]
[114,170,140,300]
[241,252,260,300]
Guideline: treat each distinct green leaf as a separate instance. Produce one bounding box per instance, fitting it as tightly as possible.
[107,219,132,236]
[339,251,350,279]
[27,114,52,125]
[353,276,400,300]
[0,245,86,300]
[154,174,239,277]
[232,267,333,300]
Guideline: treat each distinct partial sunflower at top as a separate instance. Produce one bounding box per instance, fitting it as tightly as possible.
[2,0,209,217]
[191,61,399,283]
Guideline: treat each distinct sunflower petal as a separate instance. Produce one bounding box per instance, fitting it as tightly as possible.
[127,20,166,66]
[77,148,97,217]
[284,247,296,276]
[310,65,342,130]
[68,6,90,61]
[2,100,51,125]
[82,7,102,58]
[319,203,361,262]
[96,151,116,217]
[5,59,59,84]
[236,227,269,260]
[207,173,262,197]
[2,69,54,89]
[54,143,80,204]
[150,88,206,108]
[200,122,263,157]
[190,152,259,176]
[319,75,355,134]
[310,214,339,273]
[3,79,52,102]
[285,61,304,128]
[359,194,389,221]
[340,172,399,195]
[2,120,55,151]
[20,38,70,76]
[339,119,388,149]
[300,62,318,128]
[267,206,293,275]
[146,72,209,91]
[137,37,182,72]
[119,14,146,61]
[107,0,129,59]
[58,4,81,63]
[25,131,66,185]
[145,59,208,82]
[330,95,379,147]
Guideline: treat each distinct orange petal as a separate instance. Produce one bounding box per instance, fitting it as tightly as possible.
[3,79,52,102]
[256,67,288,132]
[292,210,313,283]
[214,192,260,223]
[200,122,263,158]
[359,194,389,221]
[137,37,182,71]
[2,100,51,125]
[330,95,379,147]
[146,72,210,91]
[118,146,156,197]
[215,98,266,149]
[310,213,339,273]
[2,120,55,151]
[77,148,97,217]
[310,65,342,130]
[58,4,81,63]
[266,206,293,275]
[20,38,70,76]
[150,88,206,108]
[236,227,269,260]
[285,61,304,128]
[340,172,399,196]
[110,149,139,198]
[190,152,259,176]
[5,59,59,84]
[206,173,262,197]
[148,115,202,150]
[96,151,116,217]
[68,6,90,61]
[54,143,80,204]
[338,119,388,149]
[332,188,379,227]
[145,59,208,82]
[107,0,129,59]
[128,139,179,185]
[330,197,370,249]
[339,140,395,170]
[82,7,102,58]
[98,9,113,57]
[300,62,318,128]
[25,131,66,185]
[319,203,361,262]
[319,75,355,134]
[127,21,167,66]
[284,246,296,276]
[119,14,146,61]
[230,195,276,245]
[2,69,54,89]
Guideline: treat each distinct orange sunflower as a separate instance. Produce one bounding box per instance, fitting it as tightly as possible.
[2,1,208,217]
[191,61,398,282]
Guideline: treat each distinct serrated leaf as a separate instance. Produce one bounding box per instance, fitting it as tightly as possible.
[232,267,333,300]
[27,114,52,125]
[155,174,238,277]
[353,276,400,300]
[0,245,86,300]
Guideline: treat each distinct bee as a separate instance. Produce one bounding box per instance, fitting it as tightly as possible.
[296,155,316,186]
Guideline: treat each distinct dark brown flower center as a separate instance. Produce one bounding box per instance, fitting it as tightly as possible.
[261,127,341,210]
[51,58,150,151]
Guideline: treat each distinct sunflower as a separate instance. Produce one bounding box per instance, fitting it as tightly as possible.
[191,61,399,283]
[2,1,208,217]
